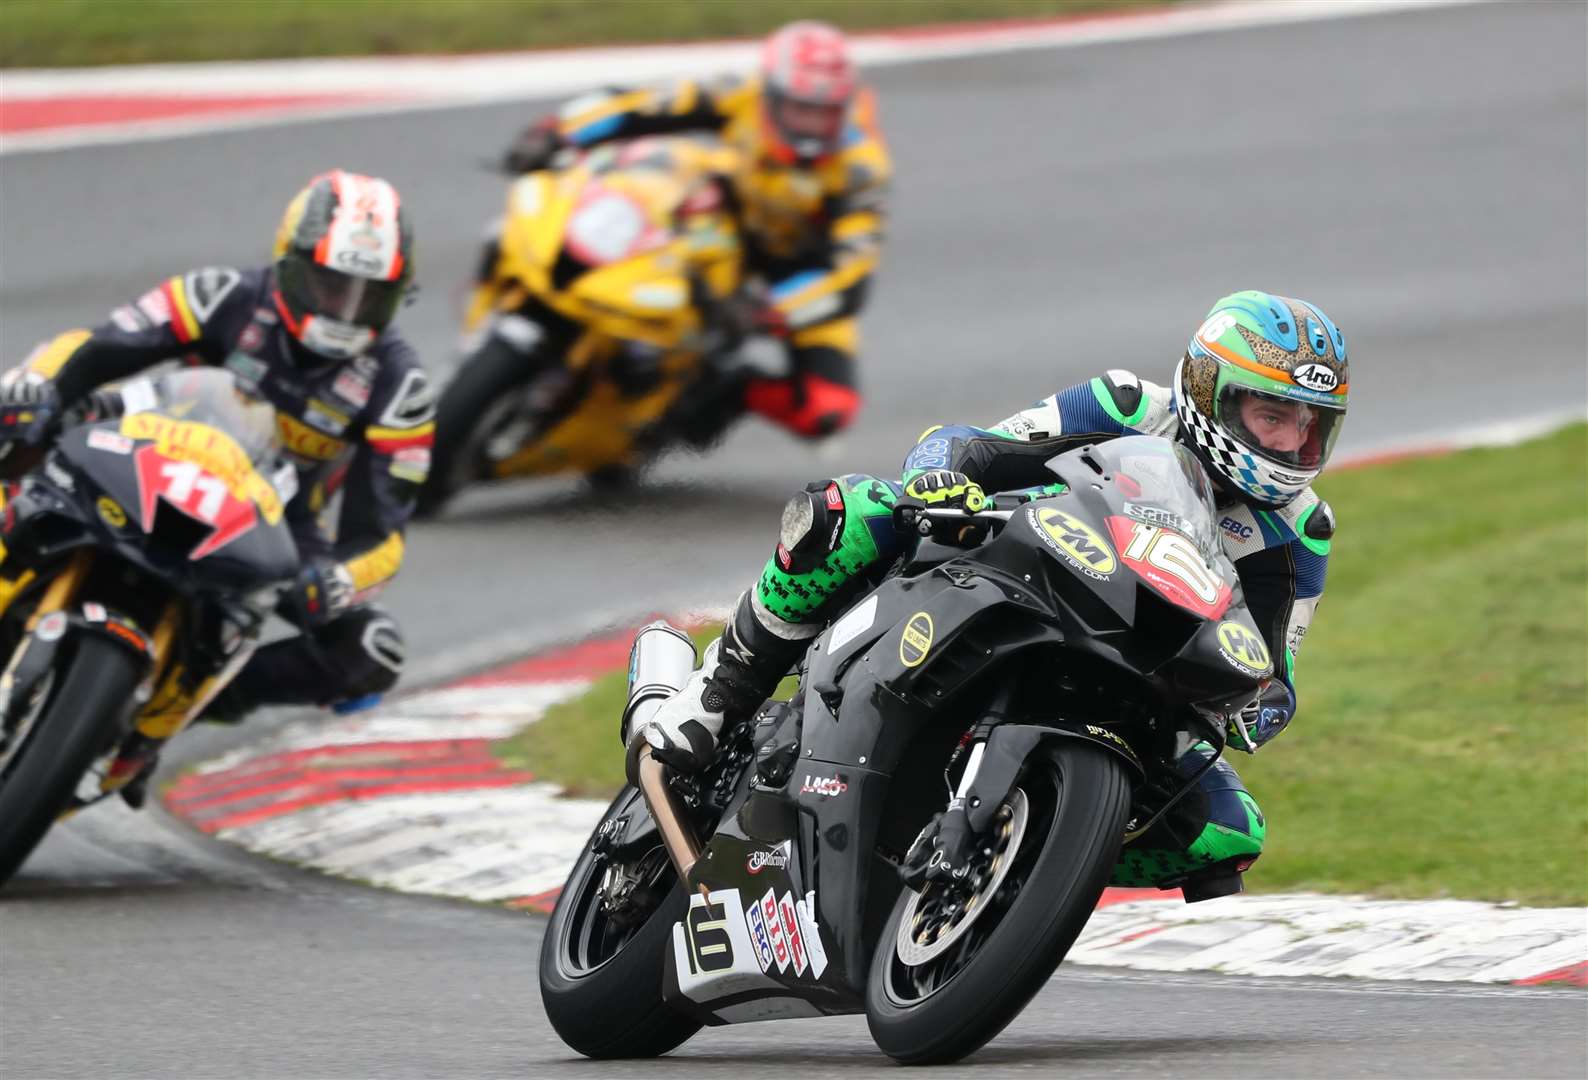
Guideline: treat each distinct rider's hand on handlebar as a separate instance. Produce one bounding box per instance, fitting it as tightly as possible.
[903,469,988,512]
[288,559,356,628]
[0,379,62,448]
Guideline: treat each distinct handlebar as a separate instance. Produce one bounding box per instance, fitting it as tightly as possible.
[893,500,1016,541]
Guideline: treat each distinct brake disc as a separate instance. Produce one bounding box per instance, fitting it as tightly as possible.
[894,788,1030,967]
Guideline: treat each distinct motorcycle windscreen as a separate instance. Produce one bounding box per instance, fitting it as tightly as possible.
[1044,436,1235,619]
[61,369,299,581]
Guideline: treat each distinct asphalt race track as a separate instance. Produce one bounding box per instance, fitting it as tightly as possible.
[2,3,1585,1076]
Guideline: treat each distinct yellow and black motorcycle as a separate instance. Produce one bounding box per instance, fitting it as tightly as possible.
[418,136,748,515]
[0,369,299,884]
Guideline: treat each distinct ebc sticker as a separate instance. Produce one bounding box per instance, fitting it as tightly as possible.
[1216,620,1272,675]
[899,611,934,668]
[1029,506,1117,579]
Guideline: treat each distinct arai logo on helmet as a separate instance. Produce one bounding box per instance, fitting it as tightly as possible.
[1292,363,1339,393]
[335,249,386,276]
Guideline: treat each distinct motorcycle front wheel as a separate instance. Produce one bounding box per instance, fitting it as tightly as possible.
[417,335,542,518]
[865,741,1130,1065]
[538,787,702,1059]
[0,633,143,885]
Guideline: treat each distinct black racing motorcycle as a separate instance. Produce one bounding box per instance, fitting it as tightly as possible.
[0,368,299,885]
[540,435,1276,1064]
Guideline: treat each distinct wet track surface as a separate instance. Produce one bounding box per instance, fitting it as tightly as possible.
[2,3,1586,1075]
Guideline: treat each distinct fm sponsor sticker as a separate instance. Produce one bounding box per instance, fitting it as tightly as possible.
[1029,506,1117,579]
[1217,620,1272,676]
[95,495,127,528]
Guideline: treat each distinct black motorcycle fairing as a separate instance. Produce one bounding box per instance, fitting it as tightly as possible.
[652,436,1273,1027]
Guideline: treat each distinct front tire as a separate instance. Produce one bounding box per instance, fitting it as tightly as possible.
[865,742,1131,1065]
[538,788,702,1059]
[417,336,540,518]
[0,635,143,885]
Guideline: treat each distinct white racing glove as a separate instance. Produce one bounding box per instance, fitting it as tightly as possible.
[625,639,727,782]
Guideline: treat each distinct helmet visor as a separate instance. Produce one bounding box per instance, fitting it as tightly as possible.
[767,90,846,157]
[1215,384,1344,472]
[278,256,401,331]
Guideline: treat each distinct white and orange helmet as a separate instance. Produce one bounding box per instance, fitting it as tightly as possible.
[760,21,858,163]
[273,169,413,362]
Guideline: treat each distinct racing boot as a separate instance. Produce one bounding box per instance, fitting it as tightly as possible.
[624,591,807,781]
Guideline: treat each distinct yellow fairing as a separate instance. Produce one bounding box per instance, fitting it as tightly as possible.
[485,137,744,479]
[492,333,700,476]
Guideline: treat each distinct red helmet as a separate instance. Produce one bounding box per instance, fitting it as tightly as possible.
[759,21,857,163]
[273,169,413,362]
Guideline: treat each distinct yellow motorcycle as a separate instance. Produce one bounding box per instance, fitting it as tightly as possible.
[418,136,748,515]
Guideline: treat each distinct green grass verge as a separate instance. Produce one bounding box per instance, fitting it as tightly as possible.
[1242,424,1587,907]
[2,1,1161,69]
[496,426,1588,905]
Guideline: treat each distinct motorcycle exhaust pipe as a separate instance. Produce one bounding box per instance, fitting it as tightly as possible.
[621,620,697,739]
[623,622,709,893]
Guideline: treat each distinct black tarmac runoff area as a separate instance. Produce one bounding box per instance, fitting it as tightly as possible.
[2,2,1585,1077]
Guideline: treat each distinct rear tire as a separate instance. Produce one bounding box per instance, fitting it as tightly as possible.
[0,635,143,886]
[417,337,539,518]
[865,742,1131,1065]
[538,788,702,1058]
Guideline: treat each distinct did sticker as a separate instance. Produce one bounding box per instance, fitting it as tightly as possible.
[899,612,933,668]
[1216,621,1272,675]
[1031,506,1117,578]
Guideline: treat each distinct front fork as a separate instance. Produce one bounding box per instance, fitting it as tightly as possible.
[0,548,231,803]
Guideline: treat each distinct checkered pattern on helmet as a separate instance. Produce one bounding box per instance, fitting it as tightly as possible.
[1173,373,1287,502]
